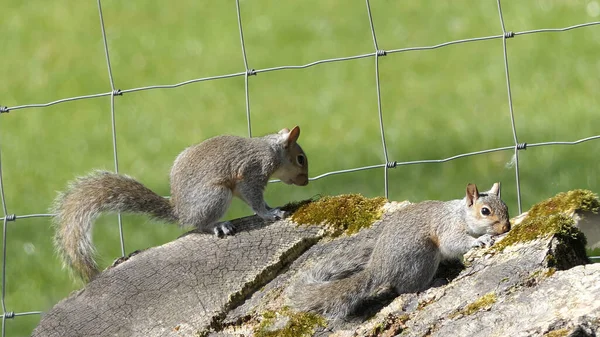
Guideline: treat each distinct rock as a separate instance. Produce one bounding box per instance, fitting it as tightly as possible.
[32,191,600,337]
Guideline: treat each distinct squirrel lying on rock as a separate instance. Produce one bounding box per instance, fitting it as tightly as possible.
[288,183,510,319]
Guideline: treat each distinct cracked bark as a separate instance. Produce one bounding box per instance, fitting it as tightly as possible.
[33,201,600,337]
[32,216,323,337]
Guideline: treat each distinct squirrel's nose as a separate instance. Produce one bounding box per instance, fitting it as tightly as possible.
[295,174,309,186]
[502,221,511,233]
[492,220,511,235]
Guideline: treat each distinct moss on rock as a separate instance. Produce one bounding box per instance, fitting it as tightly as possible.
[288,194,386,236]
[543,328,569,337]
[452,292,497,318]
[253,307,326,337]
[493,190,598,252]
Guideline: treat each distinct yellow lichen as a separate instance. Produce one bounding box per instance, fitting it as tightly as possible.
[493,190,597,252]
[253,307,326,337]
[452,292,497,317]
[287,194,387,236]
[524,267,557,287]
[544,267,556,278]
[532,189,600,215]
[544,328,569,337]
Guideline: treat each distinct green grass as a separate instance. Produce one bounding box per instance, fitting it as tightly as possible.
[1,1,599,335]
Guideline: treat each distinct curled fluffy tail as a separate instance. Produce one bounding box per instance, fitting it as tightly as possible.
[52,170,176,282]
[288,269,375,319]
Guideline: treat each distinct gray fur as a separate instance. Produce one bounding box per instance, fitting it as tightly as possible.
[53,127,308,282]
[288,183,510,319]
[52,171,176,282]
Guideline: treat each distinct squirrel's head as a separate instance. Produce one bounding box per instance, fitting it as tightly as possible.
[464,182,511,237]
[273,126,309,186]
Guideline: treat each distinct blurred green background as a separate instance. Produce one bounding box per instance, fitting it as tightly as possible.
[1,0,599,335]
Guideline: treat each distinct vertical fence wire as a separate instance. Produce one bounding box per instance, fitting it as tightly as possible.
[236,0,254,138]
[0,146,9,337]
[97,0,126,257]
[496,0,524,214]
[0,132,43,337]
[365,0,391,198]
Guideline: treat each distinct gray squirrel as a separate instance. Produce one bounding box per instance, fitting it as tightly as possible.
[52,126,308,282]
[288,183,510,319]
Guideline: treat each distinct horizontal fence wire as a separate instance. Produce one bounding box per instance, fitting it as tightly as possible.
[0,1,599,335]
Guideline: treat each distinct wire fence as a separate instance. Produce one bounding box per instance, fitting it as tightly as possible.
[1,0,599,335]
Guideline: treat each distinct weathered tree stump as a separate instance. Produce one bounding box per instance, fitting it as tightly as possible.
[33,191,600,337]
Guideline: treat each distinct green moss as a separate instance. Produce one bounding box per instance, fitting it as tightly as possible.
[531,189,600,215]
[545,254,557,266]
[545,267,556,277]
[453,292,497,317]
[194,331,208,337]
[524,267,557,287]
[289,194,387,236]
[253,307,326,337]
[262,310,277,321]
[544,328,569,337]
[493,190,597,252]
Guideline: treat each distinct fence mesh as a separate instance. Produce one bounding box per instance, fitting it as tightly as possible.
[0,0,599,335]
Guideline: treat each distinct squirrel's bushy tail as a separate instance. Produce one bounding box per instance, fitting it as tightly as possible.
[288,269,375,319]
[52,170,176,282]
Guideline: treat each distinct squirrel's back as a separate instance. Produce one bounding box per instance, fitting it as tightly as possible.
[171,135,281,188]
[170,134,283,227]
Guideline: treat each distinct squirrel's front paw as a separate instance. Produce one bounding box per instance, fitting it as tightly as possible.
[474,234,495,248]
[257,208,286,222]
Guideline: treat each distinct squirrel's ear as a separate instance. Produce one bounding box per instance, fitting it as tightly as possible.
[286,126,300,145]
[466,183,479,207]
[489,182,500,197]
[278,128,291,135]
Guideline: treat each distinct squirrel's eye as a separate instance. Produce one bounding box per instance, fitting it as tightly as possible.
[481,207,491,216]
[296,154,305,166]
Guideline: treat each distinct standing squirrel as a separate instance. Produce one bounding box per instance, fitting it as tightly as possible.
[52,126,308,282]
[288,183,510,319]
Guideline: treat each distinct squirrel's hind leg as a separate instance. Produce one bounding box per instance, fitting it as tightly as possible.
[185,185,234,237]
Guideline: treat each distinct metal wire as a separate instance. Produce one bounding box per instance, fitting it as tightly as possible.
[235,0,254,138]
[269,136,600,182]
[97,0,126,257]
[121,73,248,94]
[496,0,523,214]
[365,0,391,199]
[0,145,9,337]
[7,23,600,114]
